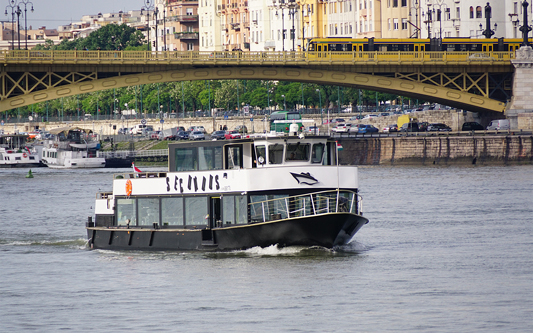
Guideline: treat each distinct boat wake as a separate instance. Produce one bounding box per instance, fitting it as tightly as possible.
[0,238,88,250]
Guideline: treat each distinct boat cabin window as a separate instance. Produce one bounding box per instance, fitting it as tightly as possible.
[222,195,247,225]
[161,197,184,226]
[285,143,310,161]
[116,198,137,226]
[174,146,223,172]
[225,145,243,169]
[138,198,160,226]
[255,145,266,165]
[268,144,284,164]
[185,197,208,225]
[311,143,325,164]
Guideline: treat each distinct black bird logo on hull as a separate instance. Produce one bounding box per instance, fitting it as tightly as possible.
[290,172,318,185]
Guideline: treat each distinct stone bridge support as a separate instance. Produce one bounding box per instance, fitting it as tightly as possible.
[507,46,533,129]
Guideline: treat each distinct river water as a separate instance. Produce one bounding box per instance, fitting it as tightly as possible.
[0,165,531,332]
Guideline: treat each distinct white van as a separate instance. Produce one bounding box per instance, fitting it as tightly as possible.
[486,119,510,130]
[130,124,148,135]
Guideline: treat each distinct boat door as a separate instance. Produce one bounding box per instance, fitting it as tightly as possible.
[210,197,221,228]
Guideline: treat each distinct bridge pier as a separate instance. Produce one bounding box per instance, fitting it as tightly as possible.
[507,46,533,129]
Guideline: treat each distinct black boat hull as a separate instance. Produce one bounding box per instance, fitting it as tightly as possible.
[87,213,368,251]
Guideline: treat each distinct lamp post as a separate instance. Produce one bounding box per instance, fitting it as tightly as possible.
[141,0,155,51]
[409,0,421,38]
[481,2,496,39]
[289,6,297,51]
[519,1,532,46]
[316,89,322,124]
[20,0,33,50]
[4,0,16,50]
[281,94,286,111]
[15,4,21,49]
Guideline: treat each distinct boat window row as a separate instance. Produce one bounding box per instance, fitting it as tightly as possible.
[115,194,247,228]
[44,151,58,158]
[255,142,326,165]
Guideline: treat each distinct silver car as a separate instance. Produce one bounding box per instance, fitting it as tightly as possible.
[189,131,205,140]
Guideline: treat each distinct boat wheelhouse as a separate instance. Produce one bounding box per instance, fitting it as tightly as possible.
[41,127,105,168]
[87,134,368,251]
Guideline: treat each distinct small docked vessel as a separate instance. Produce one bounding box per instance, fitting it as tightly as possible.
[87,133,368,251]
[0,134,42,168]
[41,127,105,168]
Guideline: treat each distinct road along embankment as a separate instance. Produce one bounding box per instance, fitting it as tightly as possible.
[339,134,533,166]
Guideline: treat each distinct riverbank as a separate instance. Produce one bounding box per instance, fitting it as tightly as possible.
[339,134,533,166]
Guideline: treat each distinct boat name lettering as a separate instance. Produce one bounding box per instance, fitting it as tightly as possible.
[165,174,220,193]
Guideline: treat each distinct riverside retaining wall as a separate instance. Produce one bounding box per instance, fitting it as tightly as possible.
[339,135,533,166]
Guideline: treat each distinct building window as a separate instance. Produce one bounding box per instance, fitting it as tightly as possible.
[402,18,407,30]
[393,18,399,30]
[392,0,398,8]
[476,6,482,18]
[470,6,474,19]
[401,0,407,7]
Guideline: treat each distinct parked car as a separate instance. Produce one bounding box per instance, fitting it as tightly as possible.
[304,126,320,134]
[418,122,429,132]
[149,131,161,140]
[175,130,189,140]
[363,114,378,119]
[350,115,364,120]
[117,127,128,135]
[332,123,351,133]
[210,130,226,140]
[486,119,510,130]
[427,123,452,132]
[462,122,484,131]
[399,122,419,132]
[225,130,241,139]
[193,125,206,133]
[235,125,248,134]
[357,124,379,134]
[189,131,205,140]
[383,124,398,133]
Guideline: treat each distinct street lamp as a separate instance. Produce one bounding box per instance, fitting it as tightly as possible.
[409,0,421,38]
[281,94,286,111]
[19,0,33,50]
[4,1,16,50]
[316,88,322,124]
[481,3,497,39]
[141,0,155,51]
[15,4,21,49]
[520,1,532,46]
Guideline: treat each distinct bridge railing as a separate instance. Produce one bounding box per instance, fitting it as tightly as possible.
[0,50,515,64]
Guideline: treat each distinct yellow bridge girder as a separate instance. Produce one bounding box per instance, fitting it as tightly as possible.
[0,67,506,113]
[0,50,513,113]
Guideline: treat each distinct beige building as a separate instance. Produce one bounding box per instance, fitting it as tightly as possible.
[199,0,222,51]
[219,0,250,51]
[381,0,413,38]
[162,0,199,51]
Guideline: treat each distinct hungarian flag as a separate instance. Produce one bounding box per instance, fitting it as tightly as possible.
[132,162,142,173]
[336,142,343,151]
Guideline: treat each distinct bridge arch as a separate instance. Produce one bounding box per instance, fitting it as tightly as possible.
[0,67,505,113]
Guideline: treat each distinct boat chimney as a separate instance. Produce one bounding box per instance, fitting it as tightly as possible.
[289,123,299,136]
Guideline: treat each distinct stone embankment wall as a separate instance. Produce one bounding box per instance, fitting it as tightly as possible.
[339,135,533,166]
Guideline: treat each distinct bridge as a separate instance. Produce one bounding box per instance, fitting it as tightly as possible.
[0,49,517,114]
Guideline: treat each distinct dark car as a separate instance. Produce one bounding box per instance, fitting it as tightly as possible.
[418,122,429,132]
[211,130,226,140]
[427,123,452,132]
[462,122,484,131]
[175,130,189,140]
[357,124,379,134]
[399,122,419,132]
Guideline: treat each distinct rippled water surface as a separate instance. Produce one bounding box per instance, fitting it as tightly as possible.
[1,166,532,332]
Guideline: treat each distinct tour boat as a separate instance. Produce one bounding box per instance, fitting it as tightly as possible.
[87,133,368,251]
[41,127,105,168]
[0,134,42,168]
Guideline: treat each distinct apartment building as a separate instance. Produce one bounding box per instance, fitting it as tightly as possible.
[199,0,222,51]
[160,0,199,51]
[219,0,250,51]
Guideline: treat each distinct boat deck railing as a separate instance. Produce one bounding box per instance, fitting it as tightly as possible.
[249,189,363,224]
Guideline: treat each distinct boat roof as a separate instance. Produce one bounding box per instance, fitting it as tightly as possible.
[48,126,91,135]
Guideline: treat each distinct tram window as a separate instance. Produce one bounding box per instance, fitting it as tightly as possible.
[185,197,208,226]
[116,198,137,226]
[138,198,160,226]
[308,43,315,51]
[311,143,325,164]
[268,144,284,164]
[459,44,467,51]
[162,197,184,226]
[285,143,310,161]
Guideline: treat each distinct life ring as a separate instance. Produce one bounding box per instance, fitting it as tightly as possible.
[125,179,133,196]
[22,153,28,158]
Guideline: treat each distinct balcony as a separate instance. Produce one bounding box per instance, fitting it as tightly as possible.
[174,31,199,40]
[171,15,199,23]
[231,22,241,31]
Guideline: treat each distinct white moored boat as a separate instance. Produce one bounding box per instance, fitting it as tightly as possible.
[87,133,368,251]
[41,127,105,169]
[0,134,42,168]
